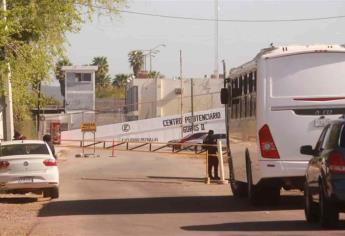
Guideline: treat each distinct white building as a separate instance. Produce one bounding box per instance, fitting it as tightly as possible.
[126,78,224,121]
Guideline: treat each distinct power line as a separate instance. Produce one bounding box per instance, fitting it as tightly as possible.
[79,3,345,23]
[120,9,345,23]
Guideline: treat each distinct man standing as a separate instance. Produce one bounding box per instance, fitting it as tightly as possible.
[203,130,219,180]
[43,134,56,159]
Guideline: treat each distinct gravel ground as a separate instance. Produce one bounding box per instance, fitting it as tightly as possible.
[0,148,67,236]
[0,194,46,236]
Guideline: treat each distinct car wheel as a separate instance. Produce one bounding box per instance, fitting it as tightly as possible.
[304,181,319,223]
[319,183,338,228]
[43,187,59,199]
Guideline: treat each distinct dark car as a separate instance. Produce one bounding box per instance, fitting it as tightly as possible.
[300,119,345,228]
[168,132,208,150]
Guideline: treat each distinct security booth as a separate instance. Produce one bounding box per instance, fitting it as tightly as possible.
[50,121,61,144]
[61,65,98,113]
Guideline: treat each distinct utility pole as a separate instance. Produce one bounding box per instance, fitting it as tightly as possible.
[214,0,219,80]
[2,0,14,141]
[180,50,183,138]
[191,78,194,134]
[36,81,41,138]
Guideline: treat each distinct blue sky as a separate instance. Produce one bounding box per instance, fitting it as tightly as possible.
[65,0,345,79]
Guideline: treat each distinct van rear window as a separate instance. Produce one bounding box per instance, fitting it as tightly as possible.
[269,53,345,97]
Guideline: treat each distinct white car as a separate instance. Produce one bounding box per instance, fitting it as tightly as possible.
[0,140,59,199]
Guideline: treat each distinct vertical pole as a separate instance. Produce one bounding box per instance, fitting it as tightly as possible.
[180,50,183,138]
[191,79,194,133]
[149,50,152,73]
[112,139,115,157]
[205,151,210,184]
[82,132,85,157]
[37,81,41,138]
[214,0,219,80]
[93,132,96,155]
[2,0,14,141]
[217,140,227,184]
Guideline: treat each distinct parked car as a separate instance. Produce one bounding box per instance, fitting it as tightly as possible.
[168,132,208,150]
[0,140,59,199]
[300,119,345,228]
[185,133,227,152]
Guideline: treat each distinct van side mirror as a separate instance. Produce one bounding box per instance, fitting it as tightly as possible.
[300,145,315,156]
[220,88,228,104]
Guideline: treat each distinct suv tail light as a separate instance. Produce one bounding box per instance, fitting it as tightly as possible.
[329,151,345,174]
[259,124,280,159]
[43,159,57,166]
[0,161,9,169]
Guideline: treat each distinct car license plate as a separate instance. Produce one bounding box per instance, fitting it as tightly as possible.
[17,177,33,183]
[314,118,331,127]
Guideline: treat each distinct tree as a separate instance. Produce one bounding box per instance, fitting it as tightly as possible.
[112,74,129,87]
[0,0,125,127]
[128,50,144,77]
[148,71,161,79]
[55,58,72,99]
[92,56,110,87]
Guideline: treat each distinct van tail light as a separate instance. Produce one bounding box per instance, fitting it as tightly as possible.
[0,161,9,169]
[329,151,345,174]
[43,159,57,166]
[259,124,280,159]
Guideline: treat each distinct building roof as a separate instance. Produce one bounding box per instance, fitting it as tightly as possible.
[62,65,98,72]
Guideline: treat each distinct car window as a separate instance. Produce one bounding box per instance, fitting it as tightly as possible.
[214,134,226,139]
[192,133,207,139]
[339,124,345,148]
[324,123,342,150]
[314,125,329,151]
[0,144,50,157]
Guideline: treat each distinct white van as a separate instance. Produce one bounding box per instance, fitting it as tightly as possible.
[221,44,345,204]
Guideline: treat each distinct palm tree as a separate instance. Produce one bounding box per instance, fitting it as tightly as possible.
[54,58,72,100]
[128,50,144,77]
[92,56,110,87]
[112,74,129,87]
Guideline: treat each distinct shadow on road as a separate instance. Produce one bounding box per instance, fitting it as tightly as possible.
[181,220,345,231]
[147,176,205,183]
[38,195,303,217]
[0,197,38,204]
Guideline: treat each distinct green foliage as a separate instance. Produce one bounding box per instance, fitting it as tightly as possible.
[113,73,129,87]
[0,0,125,127]
[55,58,72,98]
[148,71,161,79]
[128,50,144,77]
[96,85,125,99]
[92,56,111,87]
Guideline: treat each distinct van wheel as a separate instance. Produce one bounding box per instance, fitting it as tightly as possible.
[229,157,247,198]
[246,157,261,205]
[304,181,319,223]
[319,183,338,228]
[230,181,248,198]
